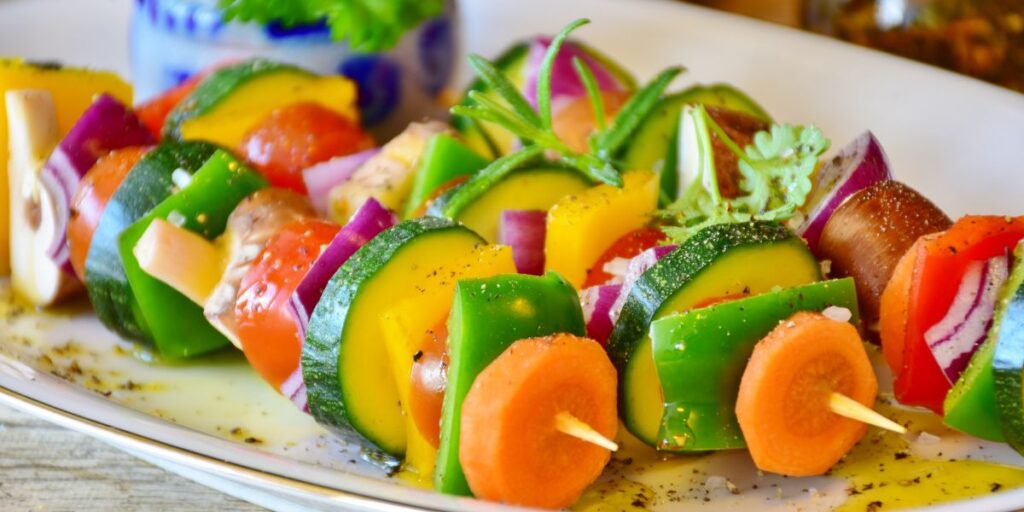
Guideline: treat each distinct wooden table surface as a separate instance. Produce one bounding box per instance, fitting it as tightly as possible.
[0,403,263,511]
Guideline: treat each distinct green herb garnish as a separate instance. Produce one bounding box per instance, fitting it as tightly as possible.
[451,18,684,187]
[661,105,830,243]
[218,0,445,52]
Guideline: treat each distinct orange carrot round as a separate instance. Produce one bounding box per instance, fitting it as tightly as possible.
[459,334,617,509]
[736,312,878,477]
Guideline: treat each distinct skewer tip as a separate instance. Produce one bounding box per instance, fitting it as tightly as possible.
[829,392,907,434]
[555,411,619,451]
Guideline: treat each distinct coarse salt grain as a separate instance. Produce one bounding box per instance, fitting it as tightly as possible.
[822,306,853,323]
[171,168,192,190]
[705,475,727,490]
[167,210,187,227]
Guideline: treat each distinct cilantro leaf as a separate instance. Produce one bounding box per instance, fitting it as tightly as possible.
[661,105,830,243]
[219,0,445,52]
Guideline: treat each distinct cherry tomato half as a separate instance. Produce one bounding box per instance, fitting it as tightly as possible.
[239,102,375,194]
[583,227,667,288]
[410,318,449,448]
[235,218,340,390]
[67,146,150,281]
[134,71,209,139]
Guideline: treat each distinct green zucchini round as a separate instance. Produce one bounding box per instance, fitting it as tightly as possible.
[83,140,219,342]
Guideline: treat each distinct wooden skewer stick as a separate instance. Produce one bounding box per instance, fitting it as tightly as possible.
[829,392,907,434]
[555,411,619,451]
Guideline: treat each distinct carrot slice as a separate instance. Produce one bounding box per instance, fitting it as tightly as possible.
[879,236,934,372]
[459,334,617,509]
[736,312,879,477]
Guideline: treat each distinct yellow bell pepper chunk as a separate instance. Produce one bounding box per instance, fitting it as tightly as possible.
[0,59,131,275]
[380,244,516,484]
[179,71,358,150]
[544,170,659,288]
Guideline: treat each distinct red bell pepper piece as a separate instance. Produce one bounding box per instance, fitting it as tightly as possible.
[896,216,1024,413]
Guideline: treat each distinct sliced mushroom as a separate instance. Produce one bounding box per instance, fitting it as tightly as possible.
[6,89,80,306]
[204,188,315,347]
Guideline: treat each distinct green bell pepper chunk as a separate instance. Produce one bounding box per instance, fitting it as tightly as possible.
[403,134,488,218]
[651,278,859,452]
[434,272,585,496]
[945,245,1024,441]
[117,150,267,358]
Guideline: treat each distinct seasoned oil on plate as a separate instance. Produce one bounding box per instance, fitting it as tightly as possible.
[4,284,1024,511]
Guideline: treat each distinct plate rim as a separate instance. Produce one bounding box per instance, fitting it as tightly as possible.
[2,0,1024,510]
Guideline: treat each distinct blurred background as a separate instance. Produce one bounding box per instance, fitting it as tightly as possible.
[689,0,1024,92]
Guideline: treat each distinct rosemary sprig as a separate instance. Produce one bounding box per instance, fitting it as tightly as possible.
[450,18,685,188]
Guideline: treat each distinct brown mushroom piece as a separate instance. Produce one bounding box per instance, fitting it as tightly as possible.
[817,180,952,334]
[203,188,316,347]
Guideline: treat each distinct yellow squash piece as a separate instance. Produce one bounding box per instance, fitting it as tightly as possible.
[179,71,358,150]
[545,170,659,287]
[380,244,516,484]
[0,59,131,275]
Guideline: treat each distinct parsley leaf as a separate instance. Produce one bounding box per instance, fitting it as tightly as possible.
[219,0,445,53]
[661,105,830,243]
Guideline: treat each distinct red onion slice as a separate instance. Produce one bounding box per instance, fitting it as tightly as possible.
[610,245,677,320]
[581,284,623,346]
[797,131,892,252]
[302,148,380,216]
[498,210,547,275]
[925,255,1010,383]
[289,198,397,336]
[523,37,628,109]
[41,94,154,274]
[280,365,309,414]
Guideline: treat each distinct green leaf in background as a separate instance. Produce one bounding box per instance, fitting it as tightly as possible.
[219,0,445,52]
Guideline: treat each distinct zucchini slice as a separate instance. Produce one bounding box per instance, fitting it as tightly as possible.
[990,255,1024,451]
[118,150,267,358]
[162,59,357,148]
[303,217,488,467]
[431,166,591,242]
[84,140,218,341]
[607,221,820,446]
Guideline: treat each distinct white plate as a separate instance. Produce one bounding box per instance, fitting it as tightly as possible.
[3,0,1024,510]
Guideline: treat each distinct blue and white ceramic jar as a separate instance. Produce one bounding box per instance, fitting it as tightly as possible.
[130,0,458,136]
